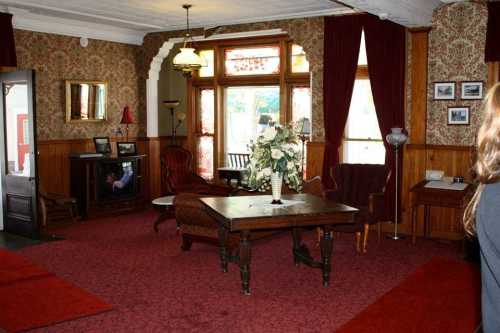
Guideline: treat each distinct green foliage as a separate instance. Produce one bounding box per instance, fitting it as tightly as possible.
[247,123,303,192]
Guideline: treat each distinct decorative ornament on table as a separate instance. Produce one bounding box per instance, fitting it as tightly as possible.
[247,122,303,204]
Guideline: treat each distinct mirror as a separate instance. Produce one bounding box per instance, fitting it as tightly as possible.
[65,80,107,122]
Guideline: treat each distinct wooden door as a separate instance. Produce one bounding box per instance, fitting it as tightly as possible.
[0,70,39,239]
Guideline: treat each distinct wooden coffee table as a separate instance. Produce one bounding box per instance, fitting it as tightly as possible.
[200,193,358,295]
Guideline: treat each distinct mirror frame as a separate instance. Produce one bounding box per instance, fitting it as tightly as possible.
[65,80,108,123]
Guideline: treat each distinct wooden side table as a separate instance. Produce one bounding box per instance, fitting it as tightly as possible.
[410,181,473,244]
[217,167,248,187]
[152,196,176,232]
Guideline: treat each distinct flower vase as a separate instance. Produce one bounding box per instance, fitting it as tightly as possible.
[271,172,283,204]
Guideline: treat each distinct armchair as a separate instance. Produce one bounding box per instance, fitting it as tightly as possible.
[326,164,391,253]
[161,145,232,196]
[39,187,78,228]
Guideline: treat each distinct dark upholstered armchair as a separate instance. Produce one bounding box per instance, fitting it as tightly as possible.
[161,145,232,196]
[174,191,279,252]
[327,164,391,253]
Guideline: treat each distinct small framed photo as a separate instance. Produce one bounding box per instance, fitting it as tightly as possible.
[116,142,137,157]
[434,82,456,100]
[461,81,483,100]
[93,137,112,154]
[448,106,470,125]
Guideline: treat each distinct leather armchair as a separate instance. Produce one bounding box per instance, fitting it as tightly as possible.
[326,164,391,253]
[161,145,232,196]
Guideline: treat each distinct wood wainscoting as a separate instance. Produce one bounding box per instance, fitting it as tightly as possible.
[37,137,151,198]
[37,136,189,200]
[400,144,474,240]
[305,141,474,240]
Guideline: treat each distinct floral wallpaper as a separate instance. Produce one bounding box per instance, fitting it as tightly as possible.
[426,1,488,145]
[14,29,142,140]
[142,17,325,141]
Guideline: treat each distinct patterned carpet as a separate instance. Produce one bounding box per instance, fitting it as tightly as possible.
[18,210,462,332]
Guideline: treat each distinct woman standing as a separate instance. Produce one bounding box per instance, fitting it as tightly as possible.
[464,82,500,333]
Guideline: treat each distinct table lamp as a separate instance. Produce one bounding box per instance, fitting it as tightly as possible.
[120,105,134,141]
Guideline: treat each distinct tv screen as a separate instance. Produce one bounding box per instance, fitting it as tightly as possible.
[97,160,137,200]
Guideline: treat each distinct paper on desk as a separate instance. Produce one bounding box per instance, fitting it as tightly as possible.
[424,181,469,191]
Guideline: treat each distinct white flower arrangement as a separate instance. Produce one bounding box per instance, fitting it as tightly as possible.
[247,122,303,192]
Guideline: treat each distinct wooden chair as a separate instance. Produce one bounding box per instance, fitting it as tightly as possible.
[161,145,232,196]
[39,187,78,228]
[326,164,391,253]
[217,153,250,187]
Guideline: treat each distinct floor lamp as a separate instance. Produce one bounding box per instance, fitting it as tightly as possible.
[385,127,408,240]
[163,100,182,145]
[298,117,311,178]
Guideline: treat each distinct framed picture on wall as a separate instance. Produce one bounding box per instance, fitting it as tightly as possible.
[461,81,483,100]
[117,142,137,157]
[448,106,470,125]
[93,137,112,154]
[434,82,456,100]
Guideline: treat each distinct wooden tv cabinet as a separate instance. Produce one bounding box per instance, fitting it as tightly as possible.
[70,154,147,219]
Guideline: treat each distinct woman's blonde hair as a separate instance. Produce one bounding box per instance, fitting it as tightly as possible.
[463,82,500,235]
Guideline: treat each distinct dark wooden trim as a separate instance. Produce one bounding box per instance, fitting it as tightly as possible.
[408,27,432,33]
[406,144,474,151]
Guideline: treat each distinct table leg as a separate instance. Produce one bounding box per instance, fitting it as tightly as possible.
[218,226,229,273]
[239,230,252,296]
[320,228,333,287]
[292,228,302,266]
[412,205,417,245]
[423,205,430,238]
[153,209,170,233]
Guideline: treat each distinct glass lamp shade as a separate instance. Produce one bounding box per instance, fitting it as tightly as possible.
[176,111,186,122]
[173,48,205,74]
[386,127,408,147]
[299,117,311,135]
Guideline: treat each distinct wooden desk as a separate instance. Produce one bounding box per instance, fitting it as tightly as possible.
[410,181,473,244]
[200,194,358,295]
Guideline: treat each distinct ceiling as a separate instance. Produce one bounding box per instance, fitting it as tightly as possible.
[0,0,456,45]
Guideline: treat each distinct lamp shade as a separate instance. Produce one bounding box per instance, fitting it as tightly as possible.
[120,106,134,124]
[173,48,205,72]
[299,117,311,135]
[385,127,407,147]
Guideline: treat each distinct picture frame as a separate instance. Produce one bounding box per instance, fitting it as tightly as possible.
[461,81,483,100]
[433,82,456,100]
[447,106,470,125]
[116,142,137,157]
[93,137,112,154]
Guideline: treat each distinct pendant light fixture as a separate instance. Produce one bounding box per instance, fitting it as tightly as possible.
[172,4,205,77]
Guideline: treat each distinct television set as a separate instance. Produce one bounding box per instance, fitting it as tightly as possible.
[96,160,137,200]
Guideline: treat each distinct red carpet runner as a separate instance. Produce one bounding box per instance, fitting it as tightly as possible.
[336,257,481,333]
[0,249,112,333]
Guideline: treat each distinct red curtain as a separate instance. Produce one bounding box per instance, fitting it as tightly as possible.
[485,1,500,62]
[322,15,364,189]
[0,12,17,67]
[364,15,406,222]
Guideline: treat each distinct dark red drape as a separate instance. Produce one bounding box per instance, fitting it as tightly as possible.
[485,1,500,62]
[364,15,406,222]
[322,15,364,189]
[0,12,17,67]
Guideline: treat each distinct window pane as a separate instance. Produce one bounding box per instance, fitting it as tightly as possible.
[225,86,280,155]
[4,82,31,176]
[197,136,214,180]
[292,87,311,177]
[200,89,214,134]
[343,141,385,164]
[292,87,312,125]
[291,44,310,73]
[345,80,381,140]
[358,31,367,66]
[199,50,214,77]
[225,46,280,76]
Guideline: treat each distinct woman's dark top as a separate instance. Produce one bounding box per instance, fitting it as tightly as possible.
[477,182,500,333]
